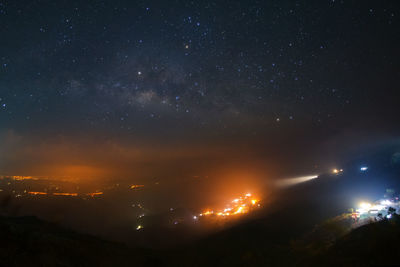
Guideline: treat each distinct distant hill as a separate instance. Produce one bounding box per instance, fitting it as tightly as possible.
[2,158,400,266]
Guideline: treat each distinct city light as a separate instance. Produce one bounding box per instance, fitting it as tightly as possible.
[130,185,144,189]
[198,193,260,219]
[53,193,78,196]
[87,192,103,197]
[356,200,398,218]
[332,168,343,174]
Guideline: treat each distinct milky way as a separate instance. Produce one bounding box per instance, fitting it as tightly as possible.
[0,1,399,178]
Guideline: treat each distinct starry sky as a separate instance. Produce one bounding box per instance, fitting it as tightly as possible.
[0,0,399,180]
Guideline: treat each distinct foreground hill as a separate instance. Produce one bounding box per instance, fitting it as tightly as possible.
[0,215,162,267]
[311,214,400,266]
[166,214,400,267]
[2,213,400,266]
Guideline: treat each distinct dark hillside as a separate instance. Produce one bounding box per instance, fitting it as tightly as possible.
[312,214,400,266]
[0,216,162,267]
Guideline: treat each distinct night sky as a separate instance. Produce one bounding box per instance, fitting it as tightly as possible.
[1,1,399,180]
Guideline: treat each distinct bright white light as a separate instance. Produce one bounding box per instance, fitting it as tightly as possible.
[193,216,198,220]
[359,202,372,209]
[387,214,392,219]
[357,202,373,214]
[360,166,368,171]
[136,225,143,230]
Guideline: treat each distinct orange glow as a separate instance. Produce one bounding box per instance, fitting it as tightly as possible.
[28,191,47,195]
[41,165,107,180]
[63,165,105,178]
[53,192,78,196]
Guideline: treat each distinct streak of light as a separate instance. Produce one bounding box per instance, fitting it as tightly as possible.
[275,175,319,188]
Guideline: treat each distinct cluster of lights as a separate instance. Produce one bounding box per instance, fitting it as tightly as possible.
[198,193,260,218]
[356,200,395,216]
[331,166,368,174]
[9,176,39,181]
